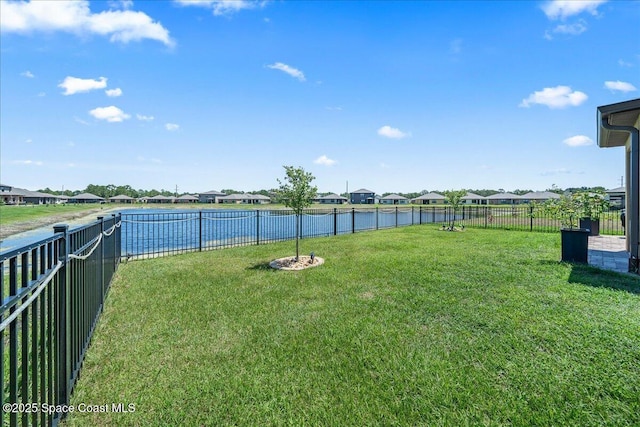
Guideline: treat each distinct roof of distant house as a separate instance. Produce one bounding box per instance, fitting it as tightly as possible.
[351,188,375,194]
[381,194,408,200]
[462,192,487,200]
[317,193,347,200]
[200,190,227,196]
[71,192,105,200]
[486,192,522,199]
[412,192,445,200]
[520,191,561,200]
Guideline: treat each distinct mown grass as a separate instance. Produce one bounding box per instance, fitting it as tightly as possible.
[65,227,640,426]
[0,204,106,226]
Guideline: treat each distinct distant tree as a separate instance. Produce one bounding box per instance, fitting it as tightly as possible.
[276,166,318,261]
[547,184,564,195]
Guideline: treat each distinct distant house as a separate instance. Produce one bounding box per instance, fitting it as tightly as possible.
[198,190,227,204]
[218,194,271,204]
[606,187,625,207]
[0,184,25,205]
[411,192,445,205]
[69,193,105,204]
[486,192,523,205]
[350,188,378,204]
[315,193,348,204]
[461,192,487,205]
[519,191,561,203]
[147,195,175,204]
[109,195,135,204]
[380,194,409,205]
[176,195,199,203]
[68,193,103,204]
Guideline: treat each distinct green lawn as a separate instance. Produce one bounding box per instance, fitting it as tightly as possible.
[0,204,104,226]
[66,227,639,426]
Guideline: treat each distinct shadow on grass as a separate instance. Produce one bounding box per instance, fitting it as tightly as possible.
[568,263,640,295]
[246,261,274,271]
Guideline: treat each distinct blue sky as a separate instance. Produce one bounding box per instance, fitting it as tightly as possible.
[1,0,638,195]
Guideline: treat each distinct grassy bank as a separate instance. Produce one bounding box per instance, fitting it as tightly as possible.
[66,227,639,426]
[0,204,105,226]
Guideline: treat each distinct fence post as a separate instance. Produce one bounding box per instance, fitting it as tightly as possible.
[333,208,337,236]
[199,211,203,252]
[53,224,70,412]
[376,207,379,230]
[256,210,260,245]
[97,217,105,308]
[395,206,398,227]
[530,204,534,232]
[352,208,355,233]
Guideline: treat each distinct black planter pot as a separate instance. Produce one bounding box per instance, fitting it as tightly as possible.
[561,228,590,263]
[579,218,600,236]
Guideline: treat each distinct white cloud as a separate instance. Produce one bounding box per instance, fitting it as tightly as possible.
[173,0,264,16]
[105,87,123,97]
[563,135,593,147]
[519,85,587,109]
[267,62,306,82]
[59,76,107,95]
[377,125,411,139]
[380,162,391,169]
[108,0,133,9]
[21,70,35,78]
[552,20,587,36]
[450,38,463,54]
[541,0,607,20]
[74,116,90,125]
[165,123,180,131]
[1,0,174,47]
[618,59,634,68]
[540,167,573,176]
[13,160,43,166]
[25,138,33,143]
[89,106,130,122]
[313,155,337,167]
[604,80,637,93]
[136,114,155,121]
[37,92,46,97]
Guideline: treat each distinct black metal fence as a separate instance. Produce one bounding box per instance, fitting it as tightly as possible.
[120,205,625,259]
[1,214,121,426]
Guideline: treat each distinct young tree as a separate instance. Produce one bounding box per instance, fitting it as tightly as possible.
[277,166,318,260]
[443,189,467,230]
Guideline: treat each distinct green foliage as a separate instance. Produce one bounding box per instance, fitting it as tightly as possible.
[443,189,467,228]
[543,194,581,229]
[277,166,317,215]
[276,166,318,259]
[573,190,609,220]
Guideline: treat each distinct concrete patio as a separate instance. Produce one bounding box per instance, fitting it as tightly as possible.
[588,235,630,274]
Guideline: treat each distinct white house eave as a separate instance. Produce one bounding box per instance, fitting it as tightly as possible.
[597,98,640,148]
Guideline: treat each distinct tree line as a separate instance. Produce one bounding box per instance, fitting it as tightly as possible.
[37,184,608,201]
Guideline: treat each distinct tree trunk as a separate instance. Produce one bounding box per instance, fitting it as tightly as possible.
[295,214,300,261]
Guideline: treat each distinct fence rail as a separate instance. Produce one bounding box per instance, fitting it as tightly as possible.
[1,214,121,426]
[120,205,625,259]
